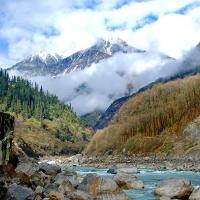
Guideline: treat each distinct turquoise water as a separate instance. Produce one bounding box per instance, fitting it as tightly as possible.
[74,167,200,200]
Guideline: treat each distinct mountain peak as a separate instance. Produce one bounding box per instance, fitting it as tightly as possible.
[96,37,127,45]
[8,37,146,77]
[94,37,140,55]
[30,51,63,62]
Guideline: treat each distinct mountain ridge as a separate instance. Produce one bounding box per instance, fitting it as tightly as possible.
[93,44,200,130]
[8,38,144,77]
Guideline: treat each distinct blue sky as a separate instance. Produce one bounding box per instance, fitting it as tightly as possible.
[1,0,200,67]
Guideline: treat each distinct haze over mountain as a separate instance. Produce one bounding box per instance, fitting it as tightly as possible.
[94,42,200,130]
[7,38,173,115]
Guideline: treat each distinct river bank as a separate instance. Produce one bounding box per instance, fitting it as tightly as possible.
[40,154,200,172]
[1,154,200,200]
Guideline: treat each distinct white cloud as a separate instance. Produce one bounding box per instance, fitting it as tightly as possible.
[30,51,171,114]
[2,0,200,114]
[1,0,200,67]
[130,13,200,58]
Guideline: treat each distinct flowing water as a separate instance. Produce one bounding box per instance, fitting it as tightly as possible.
[74,166,200,200]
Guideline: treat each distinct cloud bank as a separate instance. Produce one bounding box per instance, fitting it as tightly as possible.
[1,0,200,68]
[29,51,172,115]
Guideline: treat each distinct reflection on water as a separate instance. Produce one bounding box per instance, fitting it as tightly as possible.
[74,166,200,200]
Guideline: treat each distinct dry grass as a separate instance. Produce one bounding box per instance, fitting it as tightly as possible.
[86,74,200,155]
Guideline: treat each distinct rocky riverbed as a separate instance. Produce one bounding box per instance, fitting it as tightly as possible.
[40,154,200,171]
[1,156,200,200]
[1,157,131,200]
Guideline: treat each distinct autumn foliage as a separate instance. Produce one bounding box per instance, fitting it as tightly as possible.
[86,74,200,155]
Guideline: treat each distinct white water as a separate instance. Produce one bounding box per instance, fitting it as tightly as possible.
[74,166,200,200]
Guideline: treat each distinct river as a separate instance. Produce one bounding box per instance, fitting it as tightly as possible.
[73,166,200,200]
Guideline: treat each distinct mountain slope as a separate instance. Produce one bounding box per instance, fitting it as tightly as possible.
[86,73,200,156]
[82,111,103,127]
[0,69,92,155]
[93,44,200,130]
[8,38,143,77]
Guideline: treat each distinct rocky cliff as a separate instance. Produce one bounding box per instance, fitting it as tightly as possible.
[0,112,14,166]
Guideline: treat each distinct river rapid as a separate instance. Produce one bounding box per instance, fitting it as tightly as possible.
[74,166,200,200]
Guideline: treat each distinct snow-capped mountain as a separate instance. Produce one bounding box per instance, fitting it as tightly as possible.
[8,38,145,77]
[7,37,176,116]
[8,51,63,76]
[61,38,145,74]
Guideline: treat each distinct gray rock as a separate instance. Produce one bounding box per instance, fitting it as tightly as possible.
[113,172,144,189]
[35,186,43,195]
[67,190,92,200]
[159,196,171,200]
[155,178,194,199]
[78,173,119,195]
[31,171,51,187]
[6,183,34,200]
[97,192,129,200]
[54,172,80,188]
[189,188,200,200]
[35,195,42,200]
[15,160,39,176]
[58,180,74,194]
[43,183,59,197]
[39,163,61,175]
[107,168,117,174]
[117,167,138,174]
[48,191,64,200]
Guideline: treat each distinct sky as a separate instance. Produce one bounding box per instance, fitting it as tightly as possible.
[1,0,200,67]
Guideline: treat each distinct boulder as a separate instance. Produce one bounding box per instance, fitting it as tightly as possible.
[68,190,92,200]
[6,183,34,200]
[54,171,79,187]
[49,191,64,200]
[31,171,51,187]
[78,173,129,199]
[107,168,117,174]
[154,178,194,199]
[15,159,39,176]
[35,186,43,195]
[117,167,138,174]
[39,163,61,176]
[159,196,171,200]
[58,180,74,194]
[113,172,144,189]
[189,188,200,200]
[78,173,119,195]
[43,183,59,197]
[34,195,42,200]
[97,192,129,200]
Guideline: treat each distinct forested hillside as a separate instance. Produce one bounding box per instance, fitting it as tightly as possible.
[0,69,92,155]
[86,73,200,156]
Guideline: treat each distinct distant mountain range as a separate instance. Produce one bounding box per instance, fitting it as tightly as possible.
[8,38,145,77]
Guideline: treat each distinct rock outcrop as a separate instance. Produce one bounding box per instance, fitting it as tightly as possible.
[114,172,144,189]
[78,173,129,199]
[189,188,200,200]
[155,178,194,199]
[6,183,34,200]
[0,112,14,166]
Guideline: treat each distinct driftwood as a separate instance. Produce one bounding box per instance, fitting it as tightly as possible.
[0,112,14,165]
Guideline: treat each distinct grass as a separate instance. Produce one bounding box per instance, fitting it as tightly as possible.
[85,73,200,156]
